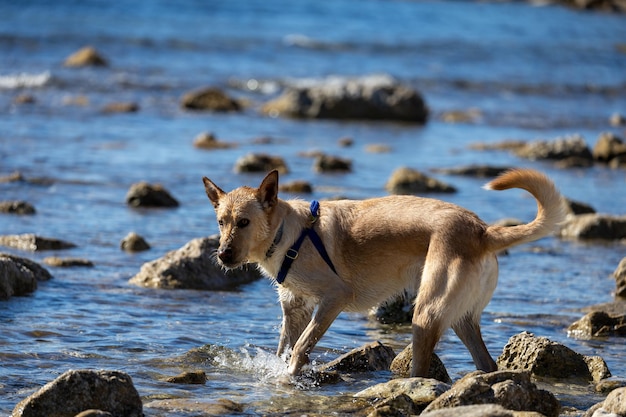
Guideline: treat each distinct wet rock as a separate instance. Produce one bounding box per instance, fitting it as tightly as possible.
[386,167,456,195]
[234,153,288,174]
[469,139,527,152]
[422,370,560,417]
[125,182,179,208]
[313,154,352,173]
[568,311,626,338]
[355,377,451,412]
[192,132,236,150]
[0,234,76,251]
[181,87,241,111]
[593,132,626,163]
[420,403,535,417]
[279,180,313,194]
[367,392,422,416]
[609,154,626,169]
[261,74,428,123]
[558,214,626,240]
[120,232,150,252]
[431,165,511,178]
[0,253,52,300]
[145,398,244,415]
[0,200,36,215]
[64,46,108,67]
[318,341,396,373]
[565,198,596,215]
[496,331,611,382]
[165,370,207,384]
[584,387,626,417]
[514,135,593,162]
[12,369,142,417]
[13,94,36,105]
[129,235,262,290]
[555,0,626,13]
[389,344,452,383]
[595,378,626,394]
[615,257,626,298]
[43,257,94,268]
[74,410,113,417]
[101,102,139,113]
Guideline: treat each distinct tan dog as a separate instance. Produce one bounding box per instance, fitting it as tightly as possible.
[202,168,565,377]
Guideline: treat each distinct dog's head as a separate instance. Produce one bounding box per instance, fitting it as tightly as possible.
[202,170,279,269]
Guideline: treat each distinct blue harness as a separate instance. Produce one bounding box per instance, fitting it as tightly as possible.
[275,200,338,284]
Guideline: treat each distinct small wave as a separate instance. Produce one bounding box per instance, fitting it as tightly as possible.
[0,71,51,89]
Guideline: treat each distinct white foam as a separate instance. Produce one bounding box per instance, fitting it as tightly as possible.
[0,71,51,89]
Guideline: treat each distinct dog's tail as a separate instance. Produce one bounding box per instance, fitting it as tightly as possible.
[483,169,566,253]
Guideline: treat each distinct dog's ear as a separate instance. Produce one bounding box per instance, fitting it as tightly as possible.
[202,176,225,209]
[257,170,279,210]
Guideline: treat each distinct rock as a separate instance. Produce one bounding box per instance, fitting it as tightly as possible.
[279,180,313,194]
[101,102,139,113]
[12,369,142,417]
[313,154,352,173]
[165,370,207,384]
[365,144,392,153]
[420,404,532,417]
[13,94,36,105]
[261,74,428,123]
[43,257,94,268]
[125,182,179,208]
[593,132,626,163]
[234,153,288,174]
[496,331,610,382]
[386,167,456,195]
[0,234,76,251]
[568,311,626,338]
[431,165,511,178]
[193,132,236,150]
[355,377,451,413]
[558,214,626,240]
[469,140,527,152]
[120,232,150,252]
[610,112,626,127]
[181,87,241,111]
[0,253,52,300]
[514,135,593,162]
[74,411,113,417]
[390,344,452,383]
[145,398,244,415]
[129,235,262,290]
[366,392,422,416]
[63,46,108,67]
[0,200,36,215]
[555,0,626,12]
[609,154,626,169]
[440,108,482,124]
[318,341,396,373]
[615,257,626,298]
[565,199,596,215]
[584,387,626,417]
[422,370,560,417]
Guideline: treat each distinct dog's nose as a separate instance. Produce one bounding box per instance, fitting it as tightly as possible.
[218,247,233,264]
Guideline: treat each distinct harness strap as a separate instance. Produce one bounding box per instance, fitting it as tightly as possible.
[276,200,338,284]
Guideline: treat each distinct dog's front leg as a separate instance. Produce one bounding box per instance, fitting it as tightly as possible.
[287,297,347,375]
[276,291,314,358]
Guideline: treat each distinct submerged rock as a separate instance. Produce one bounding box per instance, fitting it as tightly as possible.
[101,102,139,113]
[0,234,76,251]
[129,235,262,290]
[514,135,593,162]
[313,154,352,173]
[181,87,242,111]
[63,46,108,67]
[165,370,207,384]
[558,214,626,240]
[12,369,142,417]
[422,370,560,417]
[234,153,288,174]
[0,253,52,300]
[390,344,452,383]
[43,257,94,268]
[431,165,511,178]
[193,132,236,150]
[386,167,456,195]
[261,74,428,123]
[0,200,36,215]
[120,232,150,252]
[125,182,179,208]
[496,331,611,382]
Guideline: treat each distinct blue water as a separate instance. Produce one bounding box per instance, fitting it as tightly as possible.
[1,1,626,415]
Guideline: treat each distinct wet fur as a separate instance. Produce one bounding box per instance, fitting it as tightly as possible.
[202,169,566,377]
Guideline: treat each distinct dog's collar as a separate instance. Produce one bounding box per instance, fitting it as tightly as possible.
[275,200,338,284]
[265,220,284,259]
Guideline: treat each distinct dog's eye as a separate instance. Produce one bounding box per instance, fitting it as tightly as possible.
[237,218,250,228]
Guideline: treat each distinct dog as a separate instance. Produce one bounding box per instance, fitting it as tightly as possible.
[202,168,565,377]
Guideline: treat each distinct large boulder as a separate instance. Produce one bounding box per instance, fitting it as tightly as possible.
[390,343,452,383]
[0,253,52,300]
[496,332,611,382]
[12,369,142,417]
[0,234,76,251]
[261,75,428,123]
[129,235,262,290]
[422,370,561,417]
[558,214,626,240]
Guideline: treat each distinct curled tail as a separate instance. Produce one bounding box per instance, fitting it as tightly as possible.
[483,169,566,253]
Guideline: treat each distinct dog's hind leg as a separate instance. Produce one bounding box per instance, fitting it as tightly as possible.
[452,314,497,372]
[277,292,314,359]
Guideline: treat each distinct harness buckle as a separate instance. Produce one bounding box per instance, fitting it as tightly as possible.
[285,248,299,260]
